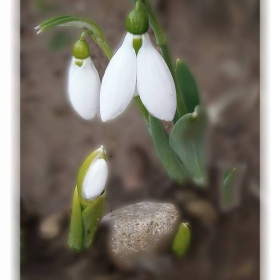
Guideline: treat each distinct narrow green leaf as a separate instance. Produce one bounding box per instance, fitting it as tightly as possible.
[149,115,188,183]
[37,17,79,34]
[35,15,72,29]
[176,59,200,114]
[173,111,180,124]
[172,222,191,257]
[170,106,207,185]
[82,192,106,249]
[36,15,103,39]
[220,167,241,211]
[68,186,84,251]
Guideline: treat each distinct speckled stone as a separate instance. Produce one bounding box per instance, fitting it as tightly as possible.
[102,201,179,267]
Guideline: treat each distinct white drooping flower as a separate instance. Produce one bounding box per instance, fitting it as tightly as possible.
[68,39,101,120]
[80,145,108,201]
[100,32,177,122]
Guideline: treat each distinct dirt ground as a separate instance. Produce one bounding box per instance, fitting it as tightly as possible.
[20,0,260,279]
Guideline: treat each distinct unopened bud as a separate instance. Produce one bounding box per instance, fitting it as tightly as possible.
[77,146,108,202]
[172,222,191,257]
[68,145,108,251]
[126,9,149,35]
[73,39,90,60]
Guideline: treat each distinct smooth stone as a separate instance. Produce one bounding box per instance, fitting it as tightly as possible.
[102,201,179,268]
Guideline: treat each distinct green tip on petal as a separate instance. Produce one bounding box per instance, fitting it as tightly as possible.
[133,37,143,54]
[126,10,149,35]
[73,39,90,59]
[74,59,83,67]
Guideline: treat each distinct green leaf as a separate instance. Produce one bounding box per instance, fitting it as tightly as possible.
[36,15,72,29]
[35,15,103,39]
[173,111,180,124]
[68,186,84,251]
[220,167,241,211]
[176,59,200,114]
[82,192,106,249]
[48,31,72,51]
[149,115,188,183]
[170,106,207,185]
[172,222,191,257]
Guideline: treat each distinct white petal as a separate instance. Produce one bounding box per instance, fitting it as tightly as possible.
[100,33,137,122]
[82,158,108,200]
[137,33,176,121]
[68,57,100,120]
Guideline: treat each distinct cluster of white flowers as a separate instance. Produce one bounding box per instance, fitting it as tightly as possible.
[66,10,177,202]
[68,32,177,122]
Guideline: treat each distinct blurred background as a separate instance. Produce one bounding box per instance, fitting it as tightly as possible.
[20,0,260,279]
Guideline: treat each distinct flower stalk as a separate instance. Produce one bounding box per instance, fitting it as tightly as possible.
[81,29,113,60]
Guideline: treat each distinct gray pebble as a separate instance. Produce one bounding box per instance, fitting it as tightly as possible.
[102,201,179,268]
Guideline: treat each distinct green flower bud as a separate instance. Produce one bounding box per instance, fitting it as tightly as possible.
[172,222,191,257]
[126,9,149,35]
[68,146,108,251]
[77,146,107,207]
[73,39,90,60]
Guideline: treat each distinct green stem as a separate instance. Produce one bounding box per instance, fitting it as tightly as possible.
[134,96,150,127]
[136,0,141,10]
[78,29,113,60]
[141,0,187,120]
[88,33,113,60]
[80,30,88,40]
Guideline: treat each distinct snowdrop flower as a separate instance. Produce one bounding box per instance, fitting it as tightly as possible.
[69,145,108,251]
[68,39,100,120]
[78,145,108,201]
[100,10,176,122]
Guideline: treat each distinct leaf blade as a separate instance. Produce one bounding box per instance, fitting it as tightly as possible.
[36,15,103,39]
[176,59,200,114]
[35,15,72,29]
[68,186,84,251]
[170,106,207,185]
[82,192,106,249]
[149,115,188,183]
